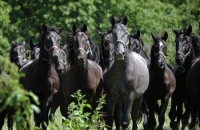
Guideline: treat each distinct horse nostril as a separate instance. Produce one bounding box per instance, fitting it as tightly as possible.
[122,52,125,55]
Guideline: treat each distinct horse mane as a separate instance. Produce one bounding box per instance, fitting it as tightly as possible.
[191,34,200,57]
[65,33,75,66]
[88,39,100,63]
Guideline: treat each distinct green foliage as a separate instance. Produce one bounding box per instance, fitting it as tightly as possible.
[0,56,40,130]
[61,90,107,130]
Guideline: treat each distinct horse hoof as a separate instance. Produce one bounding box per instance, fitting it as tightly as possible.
[189,120,199,129]
[170,121,179,130]
[156,126,163,130]
[49,114,55,122]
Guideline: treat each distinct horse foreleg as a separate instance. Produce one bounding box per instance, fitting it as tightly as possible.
[145,100,156,130]
[0,108,6,130]
[189,106,199,129]
[7,107,14,130]
[122,92,134,130]
[115,102,122,130]
[157,94,170,130]
[182,98,191,130]
[131,96,142,130]
[105,95,115,130]
[169,94,179,130]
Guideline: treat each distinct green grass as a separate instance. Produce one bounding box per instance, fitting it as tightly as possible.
[2,99,192,130]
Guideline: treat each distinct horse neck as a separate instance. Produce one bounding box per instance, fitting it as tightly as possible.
[73,56,89,79]
[38,48,55,77]
[183,46,196,69]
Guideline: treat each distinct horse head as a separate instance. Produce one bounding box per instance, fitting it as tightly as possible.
[111,15,129,60]
[129,30,144,54]
[151,32,168,69]
[57,44,67,75]
[72,24,91,66]
[174,25,192,65]
[98,30,114,68]
[30,39,40,59]
[40,24,64,67]
[10,40,27,68]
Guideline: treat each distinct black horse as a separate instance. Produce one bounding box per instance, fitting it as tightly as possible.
[19,24,64,129]
[104,16,149,130]
[30,40,40,60]
[10,41,28,68]
[0,41,29,130]
[144,32,176,130]
[185,56,200,129]
[98,30,114,72]
[169,25,200,130]
[129,30,150,67]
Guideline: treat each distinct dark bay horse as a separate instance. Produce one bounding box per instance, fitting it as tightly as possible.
[104,16,149,130]
[62,24,103,119]
[168,25,200,130]
[30,40,40,60]
[49,45,68,121]
[19,24,63,129]
[144,32,176,130]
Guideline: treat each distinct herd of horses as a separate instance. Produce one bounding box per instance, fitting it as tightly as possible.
[1,16,200,130]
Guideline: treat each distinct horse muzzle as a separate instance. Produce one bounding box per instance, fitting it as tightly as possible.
[115,52,125,60]
[175,55,184,65]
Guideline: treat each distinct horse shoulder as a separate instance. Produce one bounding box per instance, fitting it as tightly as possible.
[165,65,176,93]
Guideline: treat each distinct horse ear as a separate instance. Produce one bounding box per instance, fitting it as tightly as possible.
[42,24,49,32]
[111,15,116,28]
[162,32,168,41]
[61,44,67,51]
[12,41,16,46]
[57,27,64,35]
[187,24,192,35]
[173,30,179,36]
[72,24,77,35]
[122,15,128,26]
[22,40,26,46]
[136,30,140,38]
[30,40,34,48]
[96,30,104,37]
[151,33,157,43]
[82,24,87,32]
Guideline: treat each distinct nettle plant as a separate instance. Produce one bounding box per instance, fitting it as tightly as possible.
[49,90,107,130]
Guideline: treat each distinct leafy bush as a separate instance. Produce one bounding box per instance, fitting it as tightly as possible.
[0,56,40,130]
[49,90,107,130]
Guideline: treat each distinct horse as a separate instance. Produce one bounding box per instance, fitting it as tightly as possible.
[0,40,29,130]
[30,40,40,60]
[168,25,200,130]
[185,57,200,129]
[62,24,103,119]
[49,45,68,121]
[19,24,64,129]
[104,16,149,130]
[0,74,14,130]
[143,32,176,130]
[97,30,114,72]
[129,30,150,67]
[10,41,28,68]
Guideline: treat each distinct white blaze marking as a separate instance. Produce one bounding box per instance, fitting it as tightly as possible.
[159,41,164,47]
